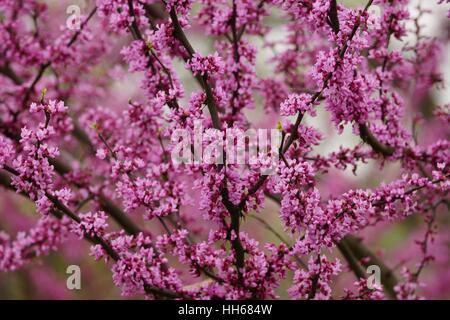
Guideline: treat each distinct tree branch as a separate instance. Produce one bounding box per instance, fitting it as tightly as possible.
[359,123,394,156]
[344,235,398,299]
[0,64,23,85]
[336,238,366,279]
[328,0,340,34]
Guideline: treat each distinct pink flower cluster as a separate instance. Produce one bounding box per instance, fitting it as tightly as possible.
[289,255,341,300]
[0,216,71,272]
[186,52,225,76]
[280,93,315,117]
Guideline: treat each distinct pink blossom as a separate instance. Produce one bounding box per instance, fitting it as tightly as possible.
[280,93,315,116]
[186,52,225,76]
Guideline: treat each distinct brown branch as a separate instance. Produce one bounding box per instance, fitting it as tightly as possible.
[307,255,321,300]
[344,235,398,299]
[221,189,246,285]
[328,0,340,34]
[359,123,394,156]
[140,2,167,20]
[336,238,366,279]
